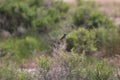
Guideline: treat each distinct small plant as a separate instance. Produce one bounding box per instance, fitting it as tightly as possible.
[37,56,51,71]
[36,55,52,80]
[86,60,113,80]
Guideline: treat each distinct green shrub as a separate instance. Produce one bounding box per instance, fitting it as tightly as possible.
[0,66,33,80]
[1,0,34,27]
[37,56,52,71]
[32,7,61,32]
[88,12,115,29]
[0,0,69,33]
[74,6,115,29]
[86,59,113,80]
[36,55,53,80]
[33,1,70,32]
[0,0,36,32]
[95,28,120,56]
[0,66,15,80]
[53,53,114,80]
[88,12,107,28]
[74,6,91,26]
[77,0,95,7]
[0,37,50,62]
[53,1,70,13]
[66,28,97,53]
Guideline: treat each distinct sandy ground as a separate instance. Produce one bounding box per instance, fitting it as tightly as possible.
[63,0,76,3]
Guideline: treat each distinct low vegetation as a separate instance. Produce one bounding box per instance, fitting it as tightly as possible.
[95,28,120,56]
[0,54,118,80]
[0,0,120,79]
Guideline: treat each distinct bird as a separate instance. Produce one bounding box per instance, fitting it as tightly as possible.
[60,34,67,41]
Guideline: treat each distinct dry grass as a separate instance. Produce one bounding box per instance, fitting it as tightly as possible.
[94,0,120,26]
[63,0,76,3]
[93,1,120,68]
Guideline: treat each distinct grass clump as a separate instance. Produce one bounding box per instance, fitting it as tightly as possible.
[95,28,120,56]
